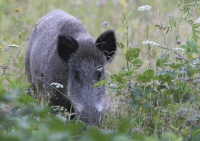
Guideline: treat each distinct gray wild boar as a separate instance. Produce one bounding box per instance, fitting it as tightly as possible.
[25,9,116,126]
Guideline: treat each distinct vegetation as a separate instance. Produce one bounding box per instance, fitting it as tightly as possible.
[1,0,200,140]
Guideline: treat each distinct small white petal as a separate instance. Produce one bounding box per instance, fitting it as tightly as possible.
[51,82,63,89]
[7,44,20,48]
[173,48,184,52]
[138,5,152,11]
[142,40,159,46]
[196,17,200,23]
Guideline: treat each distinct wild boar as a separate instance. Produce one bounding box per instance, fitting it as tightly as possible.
[25,9,116,126]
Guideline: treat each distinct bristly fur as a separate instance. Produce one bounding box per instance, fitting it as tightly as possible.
[25,9,117,126]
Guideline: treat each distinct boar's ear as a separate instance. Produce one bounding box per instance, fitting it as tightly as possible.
[57,35,79,61]
[96,30,116,61]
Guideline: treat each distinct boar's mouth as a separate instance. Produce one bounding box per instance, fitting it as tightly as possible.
[72,101,111,126]
[74,110,102,127]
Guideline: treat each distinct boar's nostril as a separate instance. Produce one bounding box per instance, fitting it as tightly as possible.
[95,97,111,114]
[77,110,102,126]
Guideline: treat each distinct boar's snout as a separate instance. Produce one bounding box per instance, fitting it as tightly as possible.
[74,96,111,126]
[79,110,102,126]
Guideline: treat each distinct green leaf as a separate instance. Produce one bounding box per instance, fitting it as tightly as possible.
[191,135,200,141]
[156,59,166,68]
[191,129,200,139]
[18,93,38,104]
[133,59,143,67]
[161,54,169,60]
[142,103,150,108]
[187,117,199,122]
[127,11,133,20]
[193,58,200,65]
[157,70,177,77]
[132,85,151,98]
[153,111,159,123]
[137,70,154,82]
[117,42,125,49]
[137,75,147,82]
[93,80,106,87]
[126,48,140,61]
[186,40,196,48]
[118,28,126,33]
[109,84,118,90]
[143,70,154,78]
[132,86,143,98]
[131,100,140,109]
[119,68,128,75]
[111,74,127,83]
[118,120,130,133]
[131,133,146,140]
[143,85,152,94]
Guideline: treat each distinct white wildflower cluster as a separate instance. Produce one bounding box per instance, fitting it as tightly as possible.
[173,48,185,52]
[142,40,159,46]
[196,17,200,24]
[56,115,67,122]
[138,5,151,11]
[8,44,20,48]
[51,82,63,88]
[130,41,138,48]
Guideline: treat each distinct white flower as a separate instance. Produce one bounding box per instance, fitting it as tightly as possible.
[130,41,138,48]
[196,17,200,23]
[51,82,63,88]
[56,115,67,122]
[142,40,159,46]
[138,5,152,11]
[173,48,185,52]
[7,44,20,48]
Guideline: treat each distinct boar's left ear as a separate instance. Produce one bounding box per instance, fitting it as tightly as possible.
[57,35,79,62]
[96,30,116,61]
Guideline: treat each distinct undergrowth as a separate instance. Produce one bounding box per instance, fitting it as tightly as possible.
[1,0,200,141]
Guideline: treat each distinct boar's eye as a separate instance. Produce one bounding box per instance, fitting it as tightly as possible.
[96,67,103,81]
[96,71,102,81]
[74,70,79,80]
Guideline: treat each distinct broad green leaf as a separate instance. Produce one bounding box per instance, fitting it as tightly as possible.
[131,100,140,109]
[137,75,148,82]
[119,68,128,75]
[191,129,200,139]
[117,42,125,49]
[132,85,151,98]
[18,93,38,104]
[133,59,143,67]
[93,80,106,87]
[156,59,166,68]
[186,40,197,48]
[118,120,130,133]
[157,70,177,77]
[127,11,133,20]
[143,70,154,78]
[161,54,169,60]
[126,48,140,61]
[193,58,200,65]
[143,103,150,108]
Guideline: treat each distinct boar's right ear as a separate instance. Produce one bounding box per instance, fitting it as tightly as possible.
[96,30,116,62]
[57,35,79,61]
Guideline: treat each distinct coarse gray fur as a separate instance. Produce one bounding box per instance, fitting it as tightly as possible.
[25,9,116,126]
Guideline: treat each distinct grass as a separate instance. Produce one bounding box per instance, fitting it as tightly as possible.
[1,0,200,141]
